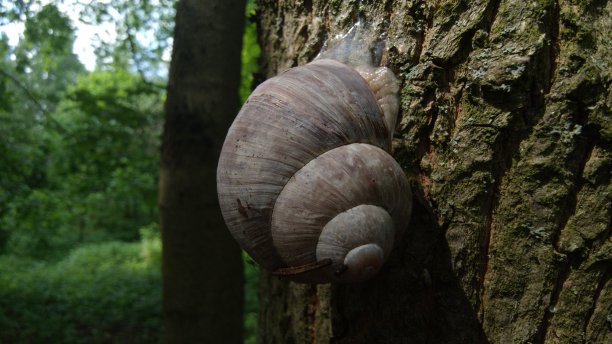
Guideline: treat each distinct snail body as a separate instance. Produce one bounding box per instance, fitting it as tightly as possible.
[217,58,411,283]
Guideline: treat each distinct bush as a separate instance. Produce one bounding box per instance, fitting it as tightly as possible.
[0,240,162,343]
[139,223,161,266]
[0,226,261,343]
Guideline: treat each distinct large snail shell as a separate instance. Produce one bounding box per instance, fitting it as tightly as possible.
[217,59,411,283]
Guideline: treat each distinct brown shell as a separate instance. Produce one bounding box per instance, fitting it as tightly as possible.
[271,143,411,267]
[217,59,390,270]
[271,143,412,282]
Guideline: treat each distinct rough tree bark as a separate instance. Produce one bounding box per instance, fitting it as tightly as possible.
[159,0,245,342]
[255,1,610,343]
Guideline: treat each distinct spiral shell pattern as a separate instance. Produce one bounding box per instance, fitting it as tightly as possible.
[217,59,411,283]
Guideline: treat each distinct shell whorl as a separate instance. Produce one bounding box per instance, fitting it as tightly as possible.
[271,143,410,282]
[217,58,411,283]
[319,205,393,282]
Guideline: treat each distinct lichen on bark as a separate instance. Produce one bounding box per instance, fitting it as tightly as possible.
[254,0,611,343]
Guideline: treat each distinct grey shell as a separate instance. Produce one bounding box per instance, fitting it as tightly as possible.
[217,59,411,282]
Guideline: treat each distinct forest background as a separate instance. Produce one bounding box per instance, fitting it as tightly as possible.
[0,1,259,342]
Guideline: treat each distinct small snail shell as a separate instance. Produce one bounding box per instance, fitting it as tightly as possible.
[217,59,412,283]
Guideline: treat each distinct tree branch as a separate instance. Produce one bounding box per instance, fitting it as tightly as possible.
[0,68,68,134]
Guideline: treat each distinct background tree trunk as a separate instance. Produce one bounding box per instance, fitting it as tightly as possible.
[159,0,245,342]
[255,1,610,343]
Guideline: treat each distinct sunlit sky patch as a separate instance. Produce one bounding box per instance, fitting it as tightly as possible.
[1,0,119,71]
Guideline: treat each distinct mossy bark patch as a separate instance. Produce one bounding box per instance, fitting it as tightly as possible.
[255,0,610,342]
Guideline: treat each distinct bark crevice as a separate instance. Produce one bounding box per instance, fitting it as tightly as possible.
[583,268,611,337]
[254,1,610,343]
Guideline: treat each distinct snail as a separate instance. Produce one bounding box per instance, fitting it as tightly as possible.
[217,30,412,283]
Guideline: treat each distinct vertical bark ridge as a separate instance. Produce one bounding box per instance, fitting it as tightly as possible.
[585,271,611,343]
[477,167,500,323]
[550,141,596,253]
[550,2,610,342]
[421,0,500,67]
[535,260,571,344]
[542,262,608,343]
[437,2,559,330]
[409,1,435,66]
[536,131,599,344]
[397,2,510,321]
[543,142,611,343]
[255,1,610,343]
[583,269,608,341]
[480,0,610,342]
[546,0,560,95]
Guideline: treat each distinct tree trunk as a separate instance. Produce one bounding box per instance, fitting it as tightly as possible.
[159,0,245,342]
[255,1,610,343]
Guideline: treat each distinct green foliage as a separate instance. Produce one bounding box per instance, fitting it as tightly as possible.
[12,3,84,107]
[22,4,73,58]
[1,188,66,257]
[240,0,261,104]
[50,70,162,241]
[0,37,14,111]
[0,1,26,25]
[1,0,263,342]
[1,69,163,257]
[139,222,161,266]
[79,0,175,80]
[0,234,162,343]
[0,2,85,255]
